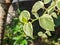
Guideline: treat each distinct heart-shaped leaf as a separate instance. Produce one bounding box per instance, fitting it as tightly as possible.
[23,22,33,39]
[19,10,30,24]
[32,1,44,13]
[39,14,55,31]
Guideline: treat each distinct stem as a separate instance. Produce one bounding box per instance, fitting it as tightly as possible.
[32,0,57,23]
[32,18,39,23]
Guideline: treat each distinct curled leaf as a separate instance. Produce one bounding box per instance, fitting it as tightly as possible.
[19,10,30,24]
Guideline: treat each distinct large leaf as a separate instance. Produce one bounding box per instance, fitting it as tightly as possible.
[23,22,33,38]
[39,14,55,31]
[57,0,60,10]
[19,10,30,24]
[43,0,51,4]
[32,1,44,13]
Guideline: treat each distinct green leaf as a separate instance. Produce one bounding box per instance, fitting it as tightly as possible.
[13,36,22,40]
[38,32,47,38]
[32,1,44,13]
[32,13,39,19]
[17,8,21,15]
[54,15,60,27]
[51,12,57,18]
[19,10,30,24]
[23,22,33,39]
[39,14,55,31]
[46,1,55,14]
[42,34,47,38]
[57,0,60,10]
[45,31,51,36]
[38,32,43,36]
[21,40,27,45]
[43,0,51,4]
[13,41,17,45]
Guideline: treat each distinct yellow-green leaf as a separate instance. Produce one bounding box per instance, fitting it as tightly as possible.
[45,31,51,36]
[23,22,33,39]
[39,14,55,31]
[38,32,43,36]
[57,0,60,10]
[43,0,51,4]
[19,10,30,24]
[32,1,44,13]
[51,12,57,18]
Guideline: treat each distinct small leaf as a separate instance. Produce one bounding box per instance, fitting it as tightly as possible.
[57,0,60,10]
[17,8,21,15]
[32,1,44,13]
[43,0,51,4]
[38,32,43,36]
[23,22,33,39]
[54,15,60,27]
[45,31,51,36]
[22,40,27,45]
[47,1,55,14]
[39,14,55,31]
[32,13,39,19]
[51,12,57,18]
[13,41,17,45]
[19,10,30,24]
[42,34,47,38]
[38,32,47,38]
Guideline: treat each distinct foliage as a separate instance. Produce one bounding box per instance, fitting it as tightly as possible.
[5,0,60,45]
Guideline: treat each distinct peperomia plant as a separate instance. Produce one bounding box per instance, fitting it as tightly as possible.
[4,0,60,45]
[19,0,60,39]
